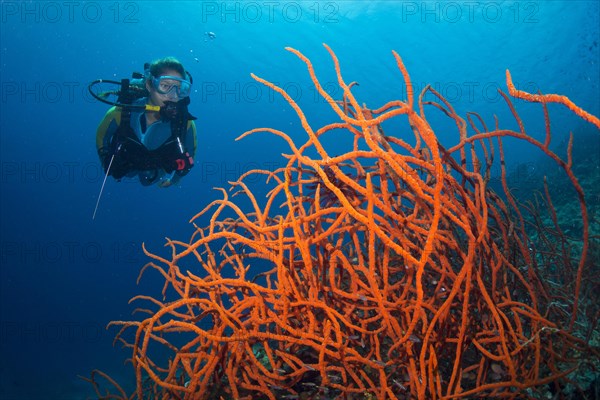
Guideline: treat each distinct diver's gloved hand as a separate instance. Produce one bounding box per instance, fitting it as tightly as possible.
[163,152,194,176]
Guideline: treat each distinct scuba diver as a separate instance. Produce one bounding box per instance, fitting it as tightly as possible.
[93,57,197,189]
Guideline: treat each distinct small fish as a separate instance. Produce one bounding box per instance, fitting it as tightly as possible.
[462,372,476,380]
[491,363,504,375]
[206,31,216,39]
[194,57,199,63]
[392,379,406,391]
[408,334,421,343]
[303,364,316,371]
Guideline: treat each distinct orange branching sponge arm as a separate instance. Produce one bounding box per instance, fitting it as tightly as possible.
[88,45,599,400]
[506,69,600,129]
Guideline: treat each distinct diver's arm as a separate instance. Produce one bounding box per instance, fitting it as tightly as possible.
[96,107,134,179]
[96,107,119,171]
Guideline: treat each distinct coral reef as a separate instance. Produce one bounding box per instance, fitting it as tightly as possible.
[87,45,600,399]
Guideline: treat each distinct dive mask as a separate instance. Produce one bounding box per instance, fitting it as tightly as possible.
[152,75,192,99]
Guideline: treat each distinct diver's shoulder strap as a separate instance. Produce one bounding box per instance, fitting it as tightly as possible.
[114,86,145,140]
[114,101,146,146]
[170,98,197,141]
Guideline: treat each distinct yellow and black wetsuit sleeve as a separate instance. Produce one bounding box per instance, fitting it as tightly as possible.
[96,107,122,171]
[96,107,121,150]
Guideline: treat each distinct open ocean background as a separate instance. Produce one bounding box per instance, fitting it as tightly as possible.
[1,1,599,398]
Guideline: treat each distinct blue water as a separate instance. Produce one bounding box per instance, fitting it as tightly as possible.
[0,1,598,398]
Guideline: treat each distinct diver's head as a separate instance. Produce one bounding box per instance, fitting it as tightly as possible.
[145,57,192,106]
